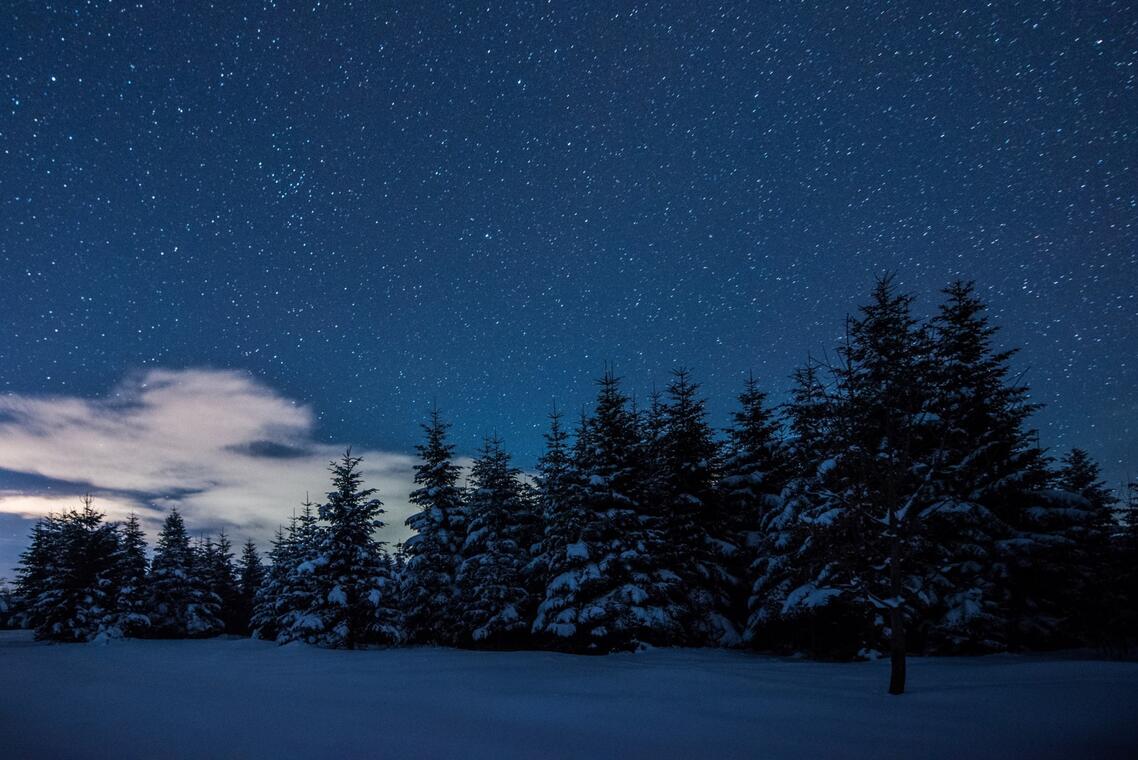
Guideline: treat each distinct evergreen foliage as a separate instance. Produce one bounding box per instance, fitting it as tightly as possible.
[457,435,539,646]
[147,508,222,638]
[304,450,400,648]
[11,275,1134,679]
[402,410,466,644]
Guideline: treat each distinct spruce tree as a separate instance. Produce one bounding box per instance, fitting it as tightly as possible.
[202,531,241,634]
[305,449,400,648]
[457,435,539,646]
[923,280,1049,652]
[250,524,292,641]
[236,539,264,636]
[533,370,685,651]
[1050,448,1119,645]
[108,512,150,637]
[528,407,580,602]
[658,369,735,645]
[148,508,222,638]
[403,410,466,644]
[18,497,122,642]
[14,515,64,634]
[721,374,791,646]
[747,360,848,653]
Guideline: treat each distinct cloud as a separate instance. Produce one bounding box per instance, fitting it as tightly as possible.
[0,369,420,558]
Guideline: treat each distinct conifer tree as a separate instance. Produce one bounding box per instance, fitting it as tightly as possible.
[18,497,122,642]
[763,279,938,693]
[14,515,64,634]
[148,508,222,638]
[1050,448,1119,645]
[528,407,580,598]
[533,370,685,651]
[922,280,1049,651]
[250,524,292,641]
[721,374,790,645]
[236,539,264,636]
[108,512,150,637]
[403,410,466,644]
[202,531,241,634]
[457,435,538,646]
[305,450,399,648]
[657,369,735,645]
[746,360,843,651]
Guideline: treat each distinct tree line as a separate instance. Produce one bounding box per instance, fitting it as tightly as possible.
[8,278,1136,693]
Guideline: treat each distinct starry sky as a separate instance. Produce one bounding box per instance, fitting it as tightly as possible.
[1,1,1135,574]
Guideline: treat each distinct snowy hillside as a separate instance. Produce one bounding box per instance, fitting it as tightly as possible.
[2,631,1135,759]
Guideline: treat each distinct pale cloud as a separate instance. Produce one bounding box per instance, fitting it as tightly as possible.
[0,369,420,549]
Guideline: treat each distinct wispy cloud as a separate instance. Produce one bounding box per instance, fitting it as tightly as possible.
[0,369,420,554]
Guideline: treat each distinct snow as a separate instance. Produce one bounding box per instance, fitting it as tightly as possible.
[1,630,1135,759]
[565,541,589,560]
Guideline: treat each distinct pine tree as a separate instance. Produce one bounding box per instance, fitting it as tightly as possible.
[527,407,580,602]
[402,410,466,644]
[108,512,150,637]
[147,508,222,638]
[304,449,399,648]
[747,360,850,653]
[657,368,735,645]
[1050,448,1119,645]
[721,374,791,646]
[236,539,264,636]
[922,280,1049,652]
[533,370,685,651]
[276,500,325,641]
[17,497,123,642]
[250,524,292,641]
[456,435,539,646]
[14,514,64,634]
[202,531,241,634]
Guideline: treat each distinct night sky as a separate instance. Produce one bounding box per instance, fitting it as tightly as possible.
[1,2,1135,573]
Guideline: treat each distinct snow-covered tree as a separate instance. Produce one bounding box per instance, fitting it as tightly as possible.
[304,450,400,648]
[236,539,264,636]
[17,497,122,642]
[533,370,685,652]
[721,374,790,646]
[457,435,539,646]
[148,508,222,638]
[527,407,581,600]
[250,524,292,641]
[107,512,150,637]
[657,369,735,645]
[919,280,1050,652]
[402,410,466,644]
[198,531,241,634]
[1047,448,1119,645]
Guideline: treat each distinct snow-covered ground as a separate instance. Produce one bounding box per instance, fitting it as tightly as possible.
[2,630,1135,759]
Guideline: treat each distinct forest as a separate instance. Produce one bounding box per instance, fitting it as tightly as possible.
[6,278,1136,695]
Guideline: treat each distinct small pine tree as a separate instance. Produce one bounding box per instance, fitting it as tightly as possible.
[533,370,685,652]
[658,368,735,645]
[721,374,790,646]
[16,497,123,642]
[402,410,466,644]
[236,539,264,636]
[1050,448,1119,645]
[304,449,400,648]
[202,531,241,634]
[108,512,150,637]
[147,508,222,638]
[527,407,581,604]
[457,435,539,647]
